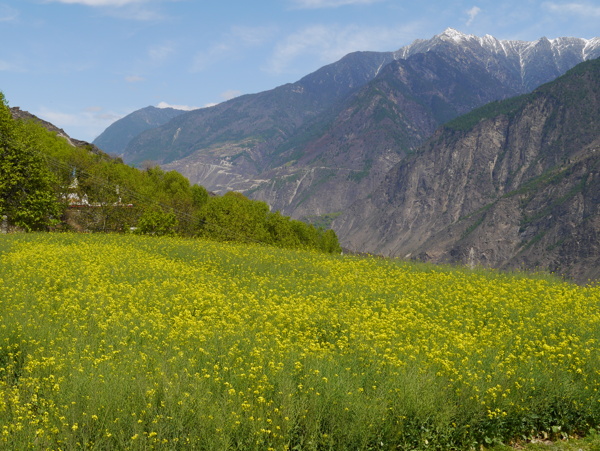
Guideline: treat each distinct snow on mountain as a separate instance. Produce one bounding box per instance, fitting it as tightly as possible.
[394,28,600,91]
[584,37,600,59]
[396,28,600,60]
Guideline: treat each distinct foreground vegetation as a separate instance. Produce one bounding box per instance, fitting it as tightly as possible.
[0,233,599,450]
[492,432,600,450]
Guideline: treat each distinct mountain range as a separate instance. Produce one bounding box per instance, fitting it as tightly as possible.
[96,28,600,214]
[335,59,600,283]
[91,28,600,282]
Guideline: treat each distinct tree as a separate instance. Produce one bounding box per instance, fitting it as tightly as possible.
[0,92,62,231]
[196,192,270,242]
[191,184,209,208]
[135,205,178,236]
[265,211,302,248]
[320,229,342,254]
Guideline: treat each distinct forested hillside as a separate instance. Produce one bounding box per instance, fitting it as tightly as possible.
[0,93,340,253]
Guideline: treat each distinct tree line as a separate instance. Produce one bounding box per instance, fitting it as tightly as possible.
[0,92,341,253]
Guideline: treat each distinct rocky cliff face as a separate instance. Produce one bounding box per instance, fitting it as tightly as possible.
[334,59,600,283]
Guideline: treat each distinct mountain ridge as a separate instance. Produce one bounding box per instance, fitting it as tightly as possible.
[244,48,526,219]
[112,30,599,215]
[93,106,187,157]
[233,30,599,220]
[119,50,397,169]
[396,28,600,92]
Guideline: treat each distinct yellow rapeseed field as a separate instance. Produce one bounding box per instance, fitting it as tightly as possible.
[0,233,599,450]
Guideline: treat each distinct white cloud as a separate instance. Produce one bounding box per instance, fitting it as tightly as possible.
[148,42,175,63]
[190,91,241,110]
[47,0,147,6]
[125,75,145,82]
[266,23,419,75]
[0,60,23,72]
[0,3,18,21]
[220,90,241,101]
[543,2,600,17]
[35,106,122,141]
[466,6,481,26]
[36,108,77,127]
[109,6,164,20]
[192,43,229,72]
[290,0,382,8]
[230,26,275,47]
[191,26,275,72]
[46,0,165,21]
[156,101,198,111]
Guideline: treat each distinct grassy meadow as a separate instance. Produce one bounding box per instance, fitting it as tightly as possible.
[0,233,599,450]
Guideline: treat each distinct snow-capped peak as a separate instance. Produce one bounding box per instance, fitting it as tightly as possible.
[438,27,471,42]
[582,37,600,60]
[393,29,600,92]
[396,29,600,61]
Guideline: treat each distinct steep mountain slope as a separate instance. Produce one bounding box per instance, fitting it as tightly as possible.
[121,51,396,170]
[335,58,600,283]
[11,107,107,156]
[244,49,524,220]
[232,30,599,219]
[93,106,186,157]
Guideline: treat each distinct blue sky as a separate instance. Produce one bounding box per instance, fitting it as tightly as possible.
[1,0,599,142]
